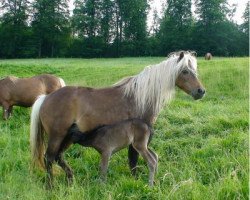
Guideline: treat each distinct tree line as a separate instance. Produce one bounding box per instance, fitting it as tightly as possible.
[0,0,248,58]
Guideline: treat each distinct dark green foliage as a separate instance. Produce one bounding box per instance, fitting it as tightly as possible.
[31,0,71,57]
[71,0,107,57]
[0,0,248,58]
[119,0,148,56]
[190,0,248,56]
[71,0,148,57]
[0,0,31,58]
[241,2,249,35]
[158,0,193,54]
[72,0,102,37]
[240,2,249,54]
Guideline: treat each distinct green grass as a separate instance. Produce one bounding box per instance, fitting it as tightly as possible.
[0,57,248,200]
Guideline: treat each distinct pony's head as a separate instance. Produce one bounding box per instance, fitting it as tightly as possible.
[173,51,205,100]
[118,51,205,116]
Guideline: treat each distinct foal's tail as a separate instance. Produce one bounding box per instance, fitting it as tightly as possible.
[30,95,47,169]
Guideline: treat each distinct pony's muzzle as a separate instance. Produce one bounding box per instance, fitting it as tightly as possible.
[192,88,205,100]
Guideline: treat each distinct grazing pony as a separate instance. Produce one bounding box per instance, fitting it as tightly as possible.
[205,53,212,60]
[30,51,205,187]
[70,119,158,186]
[0,74,65,120]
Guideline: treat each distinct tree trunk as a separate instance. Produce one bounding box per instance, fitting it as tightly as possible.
[38,39,42,58]
[51,43,54,57]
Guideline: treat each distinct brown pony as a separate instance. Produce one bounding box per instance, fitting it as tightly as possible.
[0,74,65,120]
[205,53,212,60]
[70,119,158,186]
[30,51,205,187]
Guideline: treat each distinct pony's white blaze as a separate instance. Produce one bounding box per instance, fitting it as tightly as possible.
[119,52,198,116]
[30,95,46,165]
[59,78,66,87]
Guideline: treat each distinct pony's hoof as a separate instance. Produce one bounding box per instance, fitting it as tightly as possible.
[99,176,107,184]
[148,181,154,187]
[45,182,53,190]
[66,175,74,186]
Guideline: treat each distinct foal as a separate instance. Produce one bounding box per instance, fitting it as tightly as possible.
[69,119,158,186]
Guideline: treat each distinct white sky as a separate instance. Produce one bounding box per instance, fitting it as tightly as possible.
[69,0,248,26]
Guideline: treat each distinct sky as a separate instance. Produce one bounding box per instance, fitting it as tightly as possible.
[69,0,249,26]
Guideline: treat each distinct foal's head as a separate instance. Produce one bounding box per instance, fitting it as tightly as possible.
[174,51,205,100]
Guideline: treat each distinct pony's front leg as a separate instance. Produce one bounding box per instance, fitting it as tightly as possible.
[8,106,13,118]
[100,151,111,182]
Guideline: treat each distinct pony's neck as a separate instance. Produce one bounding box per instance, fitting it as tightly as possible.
[122,57,181,119]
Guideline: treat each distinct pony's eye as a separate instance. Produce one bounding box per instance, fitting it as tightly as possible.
[182,70,189,75]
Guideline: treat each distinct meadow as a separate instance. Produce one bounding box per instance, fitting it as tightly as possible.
[0,57,248,200]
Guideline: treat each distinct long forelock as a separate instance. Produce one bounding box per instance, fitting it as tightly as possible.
[174,52,198,76]
[120,52,198,117]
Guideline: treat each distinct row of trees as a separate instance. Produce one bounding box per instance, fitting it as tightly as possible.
[0,0,248,58]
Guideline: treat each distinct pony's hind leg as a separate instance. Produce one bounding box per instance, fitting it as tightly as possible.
[55,133,74,185]
[55,153,73,185]
[44,135,65,189]
[44,149,55,189]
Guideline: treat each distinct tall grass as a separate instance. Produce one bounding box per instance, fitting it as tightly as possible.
[0,57,248,199]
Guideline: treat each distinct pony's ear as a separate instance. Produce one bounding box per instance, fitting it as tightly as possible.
[178,51,184,62]
[191,51,197,57]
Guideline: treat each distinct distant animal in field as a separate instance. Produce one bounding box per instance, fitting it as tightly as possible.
[30,51,205,188]
[70,119,158,186]
[205,53,212,60]
[0,74,65,120]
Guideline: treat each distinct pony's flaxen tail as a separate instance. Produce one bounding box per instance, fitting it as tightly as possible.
[30,95,47,169]
[59,77,66,87]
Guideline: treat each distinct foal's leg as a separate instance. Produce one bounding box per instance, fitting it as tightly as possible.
[139,149,157,186]
[100,151,112,182]
[133,144,157,186]
[128,145,139,176]
[148,148,158,172]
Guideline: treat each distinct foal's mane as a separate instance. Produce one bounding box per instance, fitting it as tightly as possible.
[115,51,198,117]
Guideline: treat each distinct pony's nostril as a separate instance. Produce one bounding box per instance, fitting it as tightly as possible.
[198,88,205,94]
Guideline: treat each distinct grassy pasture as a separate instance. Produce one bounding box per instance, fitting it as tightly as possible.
[0,57,248,200]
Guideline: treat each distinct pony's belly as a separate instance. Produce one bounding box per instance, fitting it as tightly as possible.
[15,100,34,107]
[76,112,131,132]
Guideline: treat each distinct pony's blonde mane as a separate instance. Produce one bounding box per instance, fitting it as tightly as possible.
[117,51,198,117]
